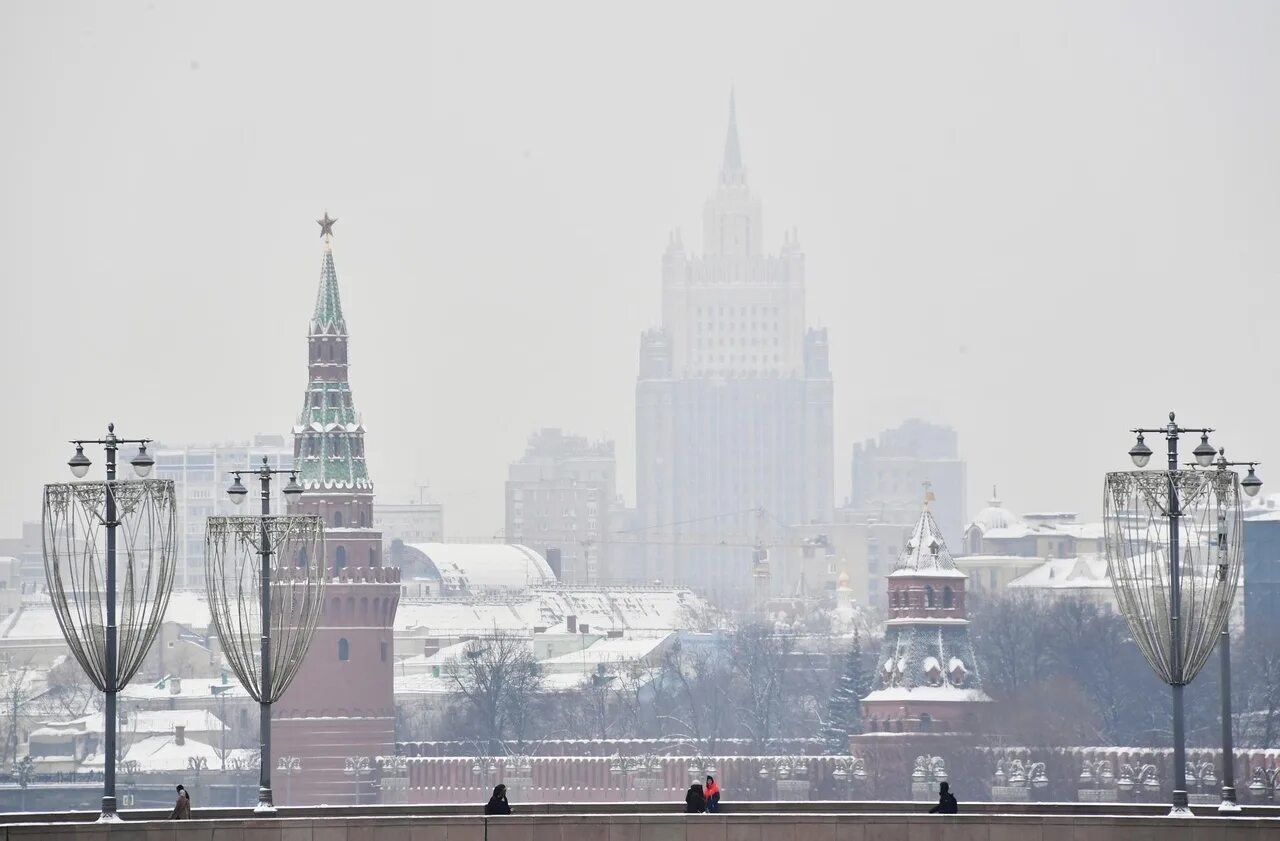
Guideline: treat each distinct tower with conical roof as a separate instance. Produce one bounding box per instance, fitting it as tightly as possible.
[273,215,401,804]
[860,492,990,732]
[635,92,833,603]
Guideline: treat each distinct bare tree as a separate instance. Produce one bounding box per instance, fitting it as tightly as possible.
[447,634,544,752]
[728,622,793,751]
[0,664,38,766]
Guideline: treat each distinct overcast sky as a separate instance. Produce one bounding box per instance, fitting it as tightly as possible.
[3,1,1279,538]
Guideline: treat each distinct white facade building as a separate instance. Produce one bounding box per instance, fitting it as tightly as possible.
[635,94,834,605]
[152,435,294,589]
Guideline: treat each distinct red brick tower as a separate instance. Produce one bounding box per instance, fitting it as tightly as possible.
[274,215,401,804]
[860,496,989,732]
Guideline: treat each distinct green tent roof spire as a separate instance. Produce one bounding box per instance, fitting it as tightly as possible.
[311,244,347,334]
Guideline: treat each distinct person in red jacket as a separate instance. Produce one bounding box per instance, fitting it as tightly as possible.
[704,776,721,812]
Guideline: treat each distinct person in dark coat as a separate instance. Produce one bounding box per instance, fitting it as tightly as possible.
[685,783,706,813]
[929,781,958,814]
[484,784,512,815]
[169,785,191,820]
[704,776,721,812]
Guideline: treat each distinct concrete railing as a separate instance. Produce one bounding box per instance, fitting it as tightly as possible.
[1,800,1279,824]
[0,808,1278,841]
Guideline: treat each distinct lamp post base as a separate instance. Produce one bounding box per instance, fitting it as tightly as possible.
[97,796,122,823]
[1167,789,1193,817]
[1218,786,1242,813]
[254,787,277,815]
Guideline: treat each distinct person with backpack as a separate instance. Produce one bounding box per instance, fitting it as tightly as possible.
[929,781,958,814]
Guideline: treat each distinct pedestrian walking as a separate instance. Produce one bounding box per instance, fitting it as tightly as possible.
[169,784,191,820]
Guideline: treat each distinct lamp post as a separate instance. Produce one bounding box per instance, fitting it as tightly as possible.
[276,756,301,806]
[207,457,322,815]
[1192,448,1262,812]
[1109,413,1236,815]
[831,756,867,800]
[911,755,947,801]
[1246,766,1278,802]
[611,754,652,801]
[42,424,176,822]
[1117,763,1160,803]
[224,457,304,813]
[344,756,371,805]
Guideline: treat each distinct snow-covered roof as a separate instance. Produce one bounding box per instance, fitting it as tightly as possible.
[970,491,1018,533]
[889,506,966,579]
[0,602,66,640]
[120,677,249,703]
[84,734,222,773]
[403,543,556,591]
[863,685,991,703]
[396,599,537,634]
[163,590,212,630]
[1007,555,1113,591]
[538,634,671,671]
[395,588,712,636]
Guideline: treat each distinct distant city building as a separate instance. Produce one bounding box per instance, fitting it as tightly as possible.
[151,435,294,589]
[850,419,967,551]
[634,93,834,604]
[273,224,400,806]
[505,428,616,585]
[374,491,445,544]
[1243,502,1280,637]
[956,492,1105,597]
[0,523,42,589]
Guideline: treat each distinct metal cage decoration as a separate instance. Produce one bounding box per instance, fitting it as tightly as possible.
[206,513,325,812]
[205,515,326,703]
[1103,469,1242,688]
[42,480,177,692]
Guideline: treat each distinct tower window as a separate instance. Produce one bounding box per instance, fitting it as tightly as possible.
[943,587,954,609]
[334,510,344,528]
[380,641,388,662]
[335,546,347,570]
[925,585,935,609]
[338,638,350,661]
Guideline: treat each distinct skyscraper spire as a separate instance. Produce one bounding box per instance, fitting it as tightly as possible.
[720,88,744,185]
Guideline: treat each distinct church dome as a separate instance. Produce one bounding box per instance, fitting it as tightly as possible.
[836,570,851,589]
[972,486,1018,532]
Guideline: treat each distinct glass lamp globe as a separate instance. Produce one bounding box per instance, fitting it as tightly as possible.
[1242,467,1263,498]
[130,443,154,478]
[68,445,92,479]
[1194,433,1217,468]
[1129,434,1153,468]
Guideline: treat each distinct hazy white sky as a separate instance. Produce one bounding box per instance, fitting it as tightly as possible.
[3,1,1279,538]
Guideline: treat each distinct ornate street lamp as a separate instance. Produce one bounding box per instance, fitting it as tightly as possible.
[206,457,324,814]
[42,424,177,822]
[1247,767,1278,802]
[1189,447,1261,812]
[1117,763,1160,802]
[277,756,301,806]
[1106,413,1243,815]
[344,756,372,805]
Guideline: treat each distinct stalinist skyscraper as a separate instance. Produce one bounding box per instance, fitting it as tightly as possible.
[634,94,834,603]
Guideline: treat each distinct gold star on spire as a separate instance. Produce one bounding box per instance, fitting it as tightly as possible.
[317,212,337,241]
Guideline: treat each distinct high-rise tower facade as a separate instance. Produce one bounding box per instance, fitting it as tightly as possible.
[634,95,834,603]
[274,218,401,804]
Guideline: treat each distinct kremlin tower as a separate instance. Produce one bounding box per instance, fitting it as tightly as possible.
[861,491,989,732]
[274,214,401,804]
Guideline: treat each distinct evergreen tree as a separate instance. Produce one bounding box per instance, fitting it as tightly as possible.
[822,633,870,753]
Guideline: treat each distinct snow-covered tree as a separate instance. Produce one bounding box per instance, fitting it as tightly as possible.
[822,633,870,753]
